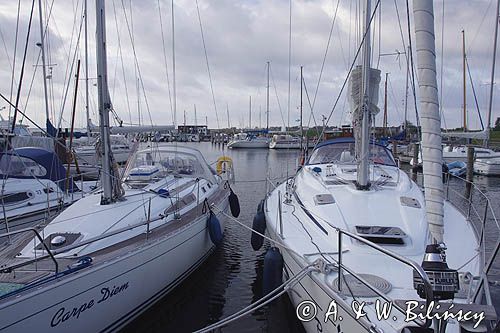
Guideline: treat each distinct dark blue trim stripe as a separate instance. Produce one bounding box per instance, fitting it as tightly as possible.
[293,193,328,235]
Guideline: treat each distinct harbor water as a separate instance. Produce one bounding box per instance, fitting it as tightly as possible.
[123,142,500,333]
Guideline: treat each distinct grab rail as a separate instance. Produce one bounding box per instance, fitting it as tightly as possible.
[415,171,499,306]
[335,227,433,328]
[0,212,167,275]
[0,183,223,274]
[445,175,499,306]
[283,188,434,327]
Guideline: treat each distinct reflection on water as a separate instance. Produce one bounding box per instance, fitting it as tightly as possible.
[124,142,499,332]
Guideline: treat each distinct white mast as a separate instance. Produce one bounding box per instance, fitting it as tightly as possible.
[487,0,500,145]
[266,61,270,131]
[37,0,50,133]
[249,95,251,129]
[194,104,197,127]
[171,0,177,130]
[357,0,372,189]
[84,0,90,142]
[413,0,444,243]
[96,0,117,205]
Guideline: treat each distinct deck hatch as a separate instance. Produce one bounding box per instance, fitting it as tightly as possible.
[314,194,335,205]
[400,196,421,208]
[355,226,407,245]
[36,232,82,251]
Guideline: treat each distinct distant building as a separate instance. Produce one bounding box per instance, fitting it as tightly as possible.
[177,125,208,136]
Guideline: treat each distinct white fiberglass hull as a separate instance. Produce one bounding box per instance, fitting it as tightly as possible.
[227,140,269,149]
[269,140,315,149]
[442,153,500,163]
[0,208,226,333]
[269,141,301,149]
[75,147,131,166]
[474,158,500,176]
[264,163,482,333]
[411,150,500,165]
[266,227,371,332]
[0,179,84,233]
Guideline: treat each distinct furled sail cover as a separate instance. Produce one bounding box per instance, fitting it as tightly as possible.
[348,66,381,159]
[413,0,444,243]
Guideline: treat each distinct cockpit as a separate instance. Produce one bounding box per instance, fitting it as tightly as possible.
[125,148,209,185]
[0,154,47,178]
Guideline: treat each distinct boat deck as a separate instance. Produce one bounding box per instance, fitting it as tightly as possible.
[0,187,228,293]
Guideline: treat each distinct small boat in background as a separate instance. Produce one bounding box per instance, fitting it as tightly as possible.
[474,157,500,176]
[269,134,300,149]
[73,134,133,167]
[443,145,500,163]
[410,144,500,166]
[227,132,269,149]
[269,134,315,149]
[446,160,467,177]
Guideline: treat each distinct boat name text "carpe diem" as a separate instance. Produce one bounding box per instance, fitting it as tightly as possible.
[50,281,129,327]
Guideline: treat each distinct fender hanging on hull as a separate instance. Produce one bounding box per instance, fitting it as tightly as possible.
[207,212,223,245]
[251,200,266,251]
[263,247,284,296]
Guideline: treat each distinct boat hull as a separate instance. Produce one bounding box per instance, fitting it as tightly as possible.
[474,158,500,176]
[266,226,372,333]
[0,206,227,333]
[269,141,315,149]
[227,140,269,149]
[269,141,301,149]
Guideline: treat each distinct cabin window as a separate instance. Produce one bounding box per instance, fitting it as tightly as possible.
[165,194,197,214]
[0,191,31,204]
[308,142,396,167]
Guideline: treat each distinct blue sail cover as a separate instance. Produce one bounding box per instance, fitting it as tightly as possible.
[46,119,57,138]
[0,147,79,192]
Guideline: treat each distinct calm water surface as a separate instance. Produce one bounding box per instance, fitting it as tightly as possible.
[123,142,499,333]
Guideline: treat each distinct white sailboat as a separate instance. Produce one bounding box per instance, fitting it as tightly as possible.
[228,70,272,149]
[442,145,500,163]
[410,143,500,167]
[227,132,270,149]
[261,1,497,332]
[72,134,134,175]
[268,134,302,149]
[268,134,314,149]
[473,157,500,176]
[0,1,235,332]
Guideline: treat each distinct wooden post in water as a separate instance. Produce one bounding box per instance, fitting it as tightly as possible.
[392,141,398,160]
[465,146,474,199]
[412,143,419,181]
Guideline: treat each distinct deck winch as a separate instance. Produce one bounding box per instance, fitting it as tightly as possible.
[413,243,459,300]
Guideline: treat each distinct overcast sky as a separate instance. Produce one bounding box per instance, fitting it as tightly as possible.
[0,0,498,132]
